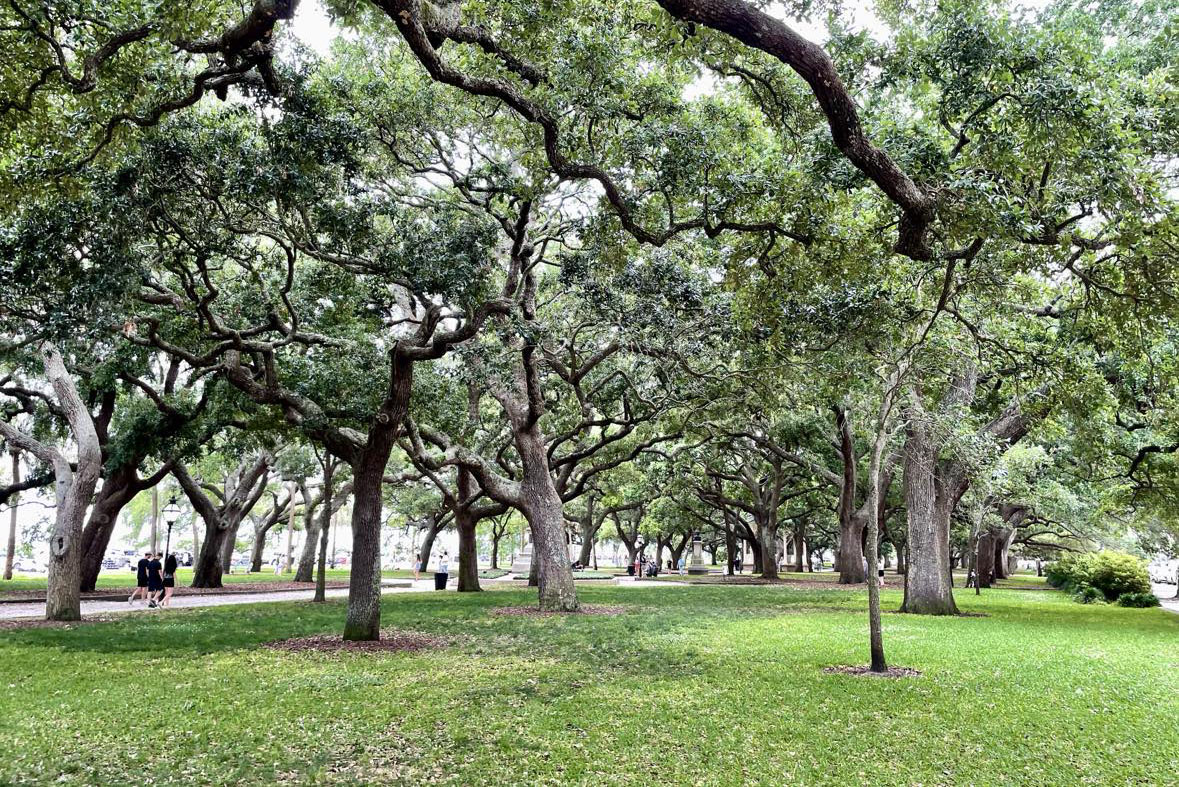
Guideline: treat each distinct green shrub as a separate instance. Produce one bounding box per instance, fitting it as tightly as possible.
[1045,553,1088,589]
[1115,592,1160,608]
[478,569,509,579]
[1046,551,1150,602]
[1072,584,1104,604]
[1088,552,1151,600]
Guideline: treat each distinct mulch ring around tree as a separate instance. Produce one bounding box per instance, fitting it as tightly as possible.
[265,630,447,654]
[823,665,923,678]
[490,604,626,617]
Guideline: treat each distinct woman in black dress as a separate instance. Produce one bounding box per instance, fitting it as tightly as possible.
[146,553,164,607]
[159,553,178,607]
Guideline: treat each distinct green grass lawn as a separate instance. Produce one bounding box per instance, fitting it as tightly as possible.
[0,584,1175,786]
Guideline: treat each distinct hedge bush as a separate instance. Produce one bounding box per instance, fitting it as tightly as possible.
[1072,584,1105,604]
[1045,551,1151,602]
[1116,592,1161,608]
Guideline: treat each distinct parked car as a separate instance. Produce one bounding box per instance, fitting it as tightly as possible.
[1149,561,1177,584]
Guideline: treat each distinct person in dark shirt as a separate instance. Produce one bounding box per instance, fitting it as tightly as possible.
[159,553,178,607]
[146,553,164,608]
[128,552,152,605]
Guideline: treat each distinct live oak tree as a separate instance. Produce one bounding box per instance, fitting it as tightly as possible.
[174,447,274,588]
[103,101,516,639]
[0,344,101,620]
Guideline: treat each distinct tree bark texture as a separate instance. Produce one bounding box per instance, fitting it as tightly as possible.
[899,410,959,616]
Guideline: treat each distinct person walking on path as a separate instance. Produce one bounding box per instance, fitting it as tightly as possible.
[413,557,422,581]
[146,553,164,608]
[128,552,152,605]
[159,553,178,607]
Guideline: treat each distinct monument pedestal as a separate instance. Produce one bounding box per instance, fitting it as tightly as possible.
[687,536,709,575]
[510,543,533,575]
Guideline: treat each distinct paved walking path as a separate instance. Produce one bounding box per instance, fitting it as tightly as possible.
[0,580,434,621]
[1151,583,1179,615]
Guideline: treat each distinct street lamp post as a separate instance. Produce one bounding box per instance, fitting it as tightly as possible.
[162,497,181,560]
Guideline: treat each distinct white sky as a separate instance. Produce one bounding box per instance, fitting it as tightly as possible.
[288,0,1056,59]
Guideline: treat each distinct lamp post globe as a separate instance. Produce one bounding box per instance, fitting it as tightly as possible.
[162,497,181,560]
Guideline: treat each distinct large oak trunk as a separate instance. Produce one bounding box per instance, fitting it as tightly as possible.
[837,514,866,583]
[516,429,577,611]
[48,462,101,619]
[724,519,737,575]
[78,466,138,591]
[993,527,1015,579]
[40,346,102,621]
[191,518,232,588]
[758,517,779,579]
[456,506,480,591]
[976,530,996,588]
[342,355,411,641]
[314,459,336,602]
[250,527,268,573]
[454,466,481,592]
[3,450,17,581]
[576,535,594,567]
[294,487,319,583]
[417,517,441,569]
[747,537,763,575]
[669,536,688,570]
[220,515,239,573]
[900,415,958,615]
[834,407,866,584]
[344,453,386,640]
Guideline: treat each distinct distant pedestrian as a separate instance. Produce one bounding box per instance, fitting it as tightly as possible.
[434,552,450,592]
[633,554,642,580]
[878,566,886,588]
[160,553,178,607]
[413,557,422,581]
[146,553,164,607]
[128,551,152,605]
[678,556,686,576]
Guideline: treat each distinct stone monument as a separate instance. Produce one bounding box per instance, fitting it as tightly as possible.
[688,531,709,575]
[510,530,533,575]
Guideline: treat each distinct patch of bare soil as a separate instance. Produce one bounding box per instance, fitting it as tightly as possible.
[490,604,626,617]
[264,630,446,654]
[823,665,922,678]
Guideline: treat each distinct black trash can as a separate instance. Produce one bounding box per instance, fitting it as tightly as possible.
[626,564,635,576]
[434,572,448,590]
